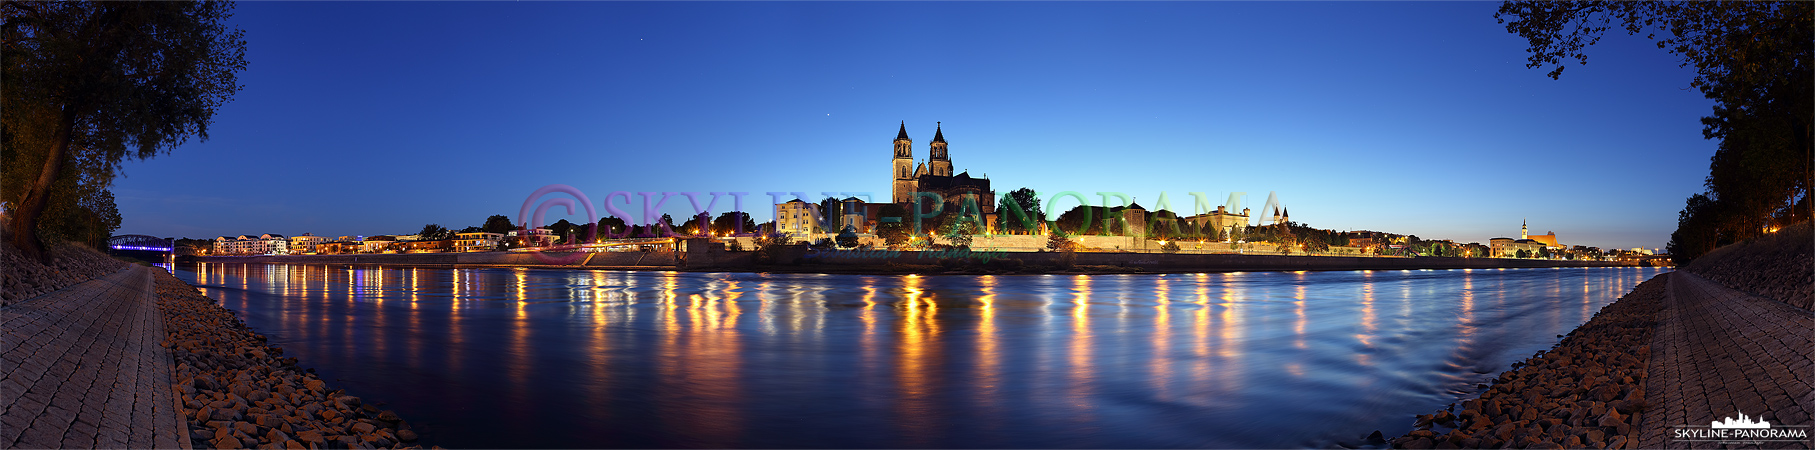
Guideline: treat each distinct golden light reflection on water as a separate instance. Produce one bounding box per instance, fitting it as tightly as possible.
[1192,273,1212,384]
[896,273,937,446]
[1069,275,1095,421]
[1217,273,1242,361]
[1294,272,1308,350]
[1357,270,1377,366]
[975,276,1001,417]
[1151,275,1172,400]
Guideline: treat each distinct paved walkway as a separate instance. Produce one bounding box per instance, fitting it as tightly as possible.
[1,266,188,449]
[1640,270,1815,449]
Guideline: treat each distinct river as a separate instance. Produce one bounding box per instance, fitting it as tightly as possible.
[174,263,1666,448]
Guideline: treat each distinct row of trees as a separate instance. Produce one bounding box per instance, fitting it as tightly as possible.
[1492,2,1811,264]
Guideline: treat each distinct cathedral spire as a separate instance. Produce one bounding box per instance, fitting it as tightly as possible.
[896,121,910,141]
[932,122,945,143]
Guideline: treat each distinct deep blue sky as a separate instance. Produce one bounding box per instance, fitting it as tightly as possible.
[114,2,1714,250]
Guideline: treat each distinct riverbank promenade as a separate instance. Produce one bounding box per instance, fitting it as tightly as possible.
[1,265,188,449]
[1640,270,1815,448]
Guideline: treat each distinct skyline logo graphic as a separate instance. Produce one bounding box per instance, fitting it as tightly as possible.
[1712,412,1771,429]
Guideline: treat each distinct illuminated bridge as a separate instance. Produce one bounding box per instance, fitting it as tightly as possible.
[107,234,174,261]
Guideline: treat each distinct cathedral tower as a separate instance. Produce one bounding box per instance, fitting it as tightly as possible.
[1521,218,1528,240]
[928,122,952,177]
[892,122,916,204]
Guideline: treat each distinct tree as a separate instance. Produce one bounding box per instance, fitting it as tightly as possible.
[1497,1,1812,262]
[876,204,910,248]
[709,211,756,236]
[998,187,1044,234]
[2,1,249,259]
[940,218,977,249]
[835,225,860,248]
[37,178,119,248]
[597,216,629,239]
[482,215,516,234]
[678,214,707,237]
[753,229,793,262]
[416,224,450,241]
[1045,229,1075,252]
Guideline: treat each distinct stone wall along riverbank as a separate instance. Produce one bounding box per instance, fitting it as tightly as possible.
[1388,275,1665,449]
[1680,221,1812,310]
[156,271,428,449]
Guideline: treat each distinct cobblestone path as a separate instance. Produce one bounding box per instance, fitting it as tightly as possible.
[1,266,188,449]
[1640,271,1815,449]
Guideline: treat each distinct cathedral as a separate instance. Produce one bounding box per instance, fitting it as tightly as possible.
[889,122,995,224]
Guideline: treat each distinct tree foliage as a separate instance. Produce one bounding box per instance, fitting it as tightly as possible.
[1496,1,1811,264]
[709,211,756,236]
[416,224,450,241]
[482,214,516,234]
[2,1,248,258]
[998,187,1043,234]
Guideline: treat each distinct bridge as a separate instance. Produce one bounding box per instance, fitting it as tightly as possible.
[106,235,174,261]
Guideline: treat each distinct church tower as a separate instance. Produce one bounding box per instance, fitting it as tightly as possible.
[892,122,916,204]
[1521,218,1528,240]
[928,122,953,177]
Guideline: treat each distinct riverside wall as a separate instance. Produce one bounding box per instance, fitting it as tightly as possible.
[194,249,1621,273]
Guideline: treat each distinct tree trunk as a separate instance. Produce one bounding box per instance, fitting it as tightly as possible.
[6,109,77,261]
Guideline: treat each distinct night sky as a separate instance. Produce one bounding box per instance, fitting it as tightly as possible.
[113,2,1714,250]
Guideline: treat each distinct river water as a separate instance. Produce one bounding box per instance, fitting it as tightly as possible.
[174,263,1666,448]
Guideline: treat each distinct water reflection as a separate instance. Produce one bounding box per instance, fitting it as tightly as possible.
[174,263,1668,449]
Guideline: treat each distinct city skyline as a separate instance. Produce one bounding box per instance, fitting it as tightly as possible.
[111,2,1714,250]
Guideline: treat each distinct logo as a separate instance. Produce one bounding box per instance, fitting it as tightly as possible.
[1712,413,1770,429]
[1672,411,1811,446]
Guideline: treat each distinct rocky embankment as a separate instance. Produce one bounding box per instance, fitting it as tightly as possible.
[1681,221,1813,310]
[1387,275,1665,449]
[0,242,126,307]
[155,272,428,449]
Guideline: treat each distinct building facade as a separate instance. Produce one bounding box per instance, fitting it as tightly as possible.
[214,234,289,255]
[288,233,331,255]
[454,232,503,252]
[888,122,995,225]
[1182,205,1251,240]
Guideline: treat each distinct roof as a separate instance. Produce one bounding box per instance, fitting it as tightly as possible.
[896,121,910,141]
[932,123,945,143]
[1126,202,1145,210]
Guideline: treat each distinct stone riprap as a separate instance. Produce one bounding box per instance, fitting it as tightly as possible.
[1,265,187,449]
[0,243,127,307]
[155,271,426,449]
[1681,221,1813,310]
[1387,274,1665,449]
[1637,271,1814,448]
[1389,266,1815,449]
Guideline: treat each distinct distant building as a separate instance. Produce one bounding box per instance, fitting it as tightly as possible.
[396,239,453,253]
[506,228,557,248]
[288,233,331,254]
[316,241,360,255]
[1490,220,1555,257]
[888,122,995,227]
[1519,220,1563,249]
[361,236,396,253]
[215,234,289,255]
[775,199,818,237]
[1182,205,1251,240]
[454,232,503,252]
